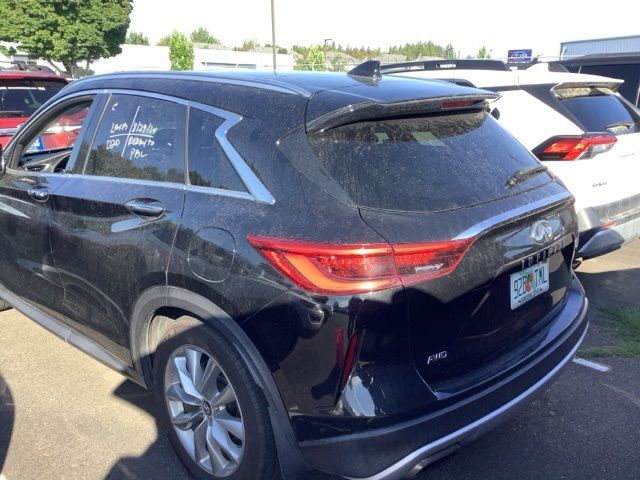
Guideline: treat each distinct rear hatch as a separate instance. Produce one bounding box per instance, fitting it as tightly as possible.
[304,103,578,388]
[529,82,640,213]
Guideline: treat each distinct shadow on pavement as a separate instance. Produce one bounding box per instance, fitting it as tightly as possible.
[576,266,640,309]
[0,372,14,473]
[104,380,190,480]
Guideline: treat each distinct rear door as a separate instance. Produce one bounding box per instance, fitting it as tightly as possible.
[48,92,186,364]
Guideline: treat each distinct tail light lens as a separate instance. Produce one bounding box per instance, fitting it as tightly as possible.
[534,134,617,161]
[247,235,473,295]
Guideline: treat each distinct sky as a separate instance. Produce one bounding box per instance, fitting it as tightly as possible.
[129,0,639,59]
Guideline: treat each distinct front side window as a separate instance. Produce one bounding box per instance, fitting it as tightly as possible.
[24,101,91,155]
[83,94,186,183]
[11,97,93,173]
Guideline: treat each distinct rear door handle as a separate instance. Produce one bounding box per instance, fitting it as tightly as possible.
[124,198,166,217]
[28,186,50,202]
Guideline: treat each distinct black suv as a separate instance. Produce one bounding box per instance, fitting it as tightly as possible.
[0,65,588,480]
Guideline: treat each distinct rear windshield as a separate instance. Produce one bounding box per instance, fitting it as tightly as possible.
[0,80,66,118]
[308,110,547,212]
[554,87,639,135]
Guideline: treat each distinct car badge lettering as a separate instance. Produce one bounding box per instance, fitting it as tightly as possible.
[427,351,448,365]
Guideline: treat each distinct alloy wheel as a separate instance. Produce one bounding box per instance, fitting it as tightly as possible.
[164,345,245,477]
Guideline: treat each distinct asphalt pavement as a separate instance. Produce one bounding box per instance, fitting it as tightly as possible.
[0,241,638,480]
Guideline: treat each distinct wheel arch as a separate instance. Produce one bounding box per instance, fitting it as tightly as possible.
[130,285,308,479]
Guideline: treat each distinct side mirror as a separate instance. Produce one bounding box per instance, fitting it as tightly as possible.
[0,144,5,174]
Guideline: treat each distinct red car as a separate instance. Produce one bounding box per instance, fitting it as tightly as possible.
[0,71,69,149]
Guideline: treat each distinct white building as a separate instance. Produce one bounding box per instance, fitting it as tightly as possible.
[91,44,295,74]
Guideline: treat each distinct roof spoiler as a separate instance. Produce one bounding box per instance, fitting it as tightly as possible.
[380,59,510,74]
[552,80,623,93]
[306,93,499,134]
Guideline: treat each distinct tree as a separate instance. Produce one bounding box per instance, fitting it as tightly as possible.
[388,41,455,60]
[234,39,259,52]
[477,45,491,59]
[190,27,219,45]
[125,31,149,45]
[294,45,325,71]
[0,0,132,76]
[168,31,194,71]
[156,35,171,46]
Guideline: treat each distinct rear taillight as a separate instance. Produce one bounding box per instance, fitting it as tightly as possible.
[534,134,617,161]
[247,235,473,295]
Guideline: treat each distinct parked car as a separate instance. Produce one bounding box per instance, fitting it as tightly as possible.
[383,59,640,260]
[0,65,588,480]
[0,69,69,149]
[554,53,640,108]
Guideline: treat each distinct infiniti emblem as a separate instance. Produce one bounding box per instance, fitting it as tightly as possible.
[530,220,554,244]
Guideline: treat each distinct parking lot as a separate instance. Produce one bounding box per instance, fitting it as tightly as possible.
[0,240,638,480]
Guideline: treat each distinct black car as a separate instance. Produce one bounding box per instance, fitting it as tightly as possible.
[0,63,588,480]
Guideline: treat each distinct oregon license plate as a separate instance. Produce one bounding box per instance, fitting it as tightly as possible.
[510,260,549,309]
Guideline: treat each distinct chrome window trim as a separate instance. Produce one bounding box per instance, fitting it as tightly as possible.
[13,88,275,205]
[9,170,256,202]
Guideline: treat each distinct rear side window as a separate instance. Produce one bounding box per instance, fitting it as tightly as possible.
[308,111,547,212]
[0,80,66,117]
[83,94,185,183]
[187,108,247,192]
[554,87,639,135]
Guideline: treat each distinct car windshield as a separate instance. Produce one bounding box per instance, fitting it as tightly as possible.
[0,80,66,118]
[307,110,548,212]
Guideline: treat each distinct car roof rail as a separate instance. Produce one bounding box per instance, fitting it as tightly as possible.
[0,60,55,73]
[380,59,510,73]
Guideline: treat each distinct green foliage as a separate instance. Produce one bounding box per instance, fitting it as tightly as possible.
[333,44,382,61]
[477,45,491,59]
[388,41,456,60]
[190,27,219,45]
[580,308,640,359]
[156,35,171,46]
[167,31,194,71]
[0,45,16,57]
[294,45,325,71]
[0,0,132,76]
[277,47,288,54]
[125,31,149,45]
[234,39,259,52]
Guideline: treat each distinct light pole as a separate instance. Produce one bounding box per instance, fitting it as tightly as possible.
[271,0,277,71]
[323,38,333,69]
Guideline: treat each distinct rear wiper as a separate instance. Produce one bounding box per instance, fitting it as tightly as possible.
[504,165,548,188]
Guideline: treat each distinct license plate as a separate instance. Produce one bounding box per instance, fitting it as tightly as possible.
[510,260,549,309]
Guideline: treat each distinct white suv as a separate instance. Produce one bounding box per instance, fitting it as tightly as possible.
[383,59,640,259]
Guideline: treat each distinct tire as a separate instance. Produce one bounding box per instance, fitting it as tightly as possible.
[153,316,280,480]
[0,300,11,312]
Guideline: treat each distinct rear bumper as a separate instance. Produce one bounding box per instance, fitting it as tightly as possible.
[299,280,589,479]
[577,199,640,258]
